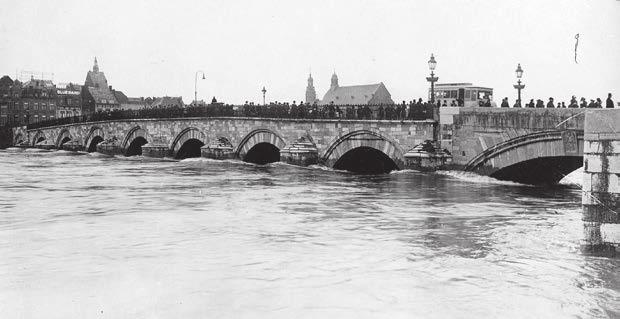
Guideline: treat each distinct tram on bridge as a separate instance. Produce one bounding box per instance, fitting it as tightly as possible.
[431,83,495,107]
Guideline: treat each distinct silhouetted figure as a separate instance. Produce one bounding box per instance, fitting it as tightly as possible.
[580,97,588,108]
[501,97,509,108]
[536,99,545,108]
[569,96,578,108]
[513,100,521,108]
[546,97,555,108]
[596,98,603,108]
[606,93,614,108]
[527,99,535,108]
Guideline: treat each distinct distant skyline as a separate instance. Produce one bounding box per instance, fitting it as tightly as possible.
[1,0,619,104]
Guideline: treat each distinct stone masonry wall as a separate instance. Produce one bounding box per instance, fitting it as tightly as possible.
[24,117,435,160]
[582,109,620,251]
[451,108,585,166]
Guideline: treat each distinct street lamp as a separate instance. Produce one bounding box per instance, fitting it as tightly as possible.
[513,63,525,107]
[426,54,439,104]
[262,86,267,106]
[194,71,206,106]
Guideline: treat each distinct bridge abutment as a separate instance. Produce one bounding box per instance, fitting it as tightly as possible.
[582,109,620,256]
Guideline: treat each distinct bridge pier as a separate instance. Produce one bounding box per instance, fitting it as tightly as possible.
[201,138,235,160]
[279,138,318,167]
[142,143,171,158]
[96,142,124,156]
[582,109,620,256]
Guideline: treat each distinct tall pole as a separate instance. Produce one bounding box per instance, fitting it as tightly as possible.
[428,71,438,103]
[513,63,525,107]
[195,71,205,106]
[426,54,438,104]
[262,86,267,106]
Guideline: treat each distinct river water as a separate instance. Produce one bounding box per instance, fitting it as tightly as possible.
[0,149,618,318]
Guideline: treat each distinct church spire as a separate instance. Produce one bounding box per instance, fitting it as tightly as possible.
[93,57,99,72]
[305,72,317,104]
[330,72,339,90]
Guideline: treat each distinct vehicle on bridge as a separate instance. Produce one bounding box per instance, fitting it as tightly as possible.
[431,83,495,107]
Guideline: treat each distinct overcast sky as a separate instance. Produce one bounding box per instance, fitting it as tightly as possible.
[1,0,618,105]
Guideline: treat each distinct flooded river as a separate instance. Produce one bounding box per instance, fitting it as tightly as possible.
[0,149,618,318]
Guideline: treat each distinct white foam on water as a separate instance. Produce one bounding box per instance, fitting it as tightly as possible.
[436,170,530,186]
[24,148,51,153]
[389,169,420,175]
[3,147,24,152]
[559,167,583,187]
[87,152,110,158]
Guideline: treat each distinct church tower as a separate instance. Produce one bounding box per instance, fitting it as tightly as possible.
[93,57,99,72]
[330,72,339,90]
[305,73,317,104]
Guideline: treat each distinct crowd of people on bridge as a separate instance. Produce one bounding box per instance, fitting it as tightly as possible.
[239,99,436,121]
[499,93,616,109]
[24,92,615,130]
[25,99,438,130]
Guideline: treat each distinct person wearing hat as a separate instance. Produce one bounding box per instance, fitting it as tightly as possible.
[546,97,555,108]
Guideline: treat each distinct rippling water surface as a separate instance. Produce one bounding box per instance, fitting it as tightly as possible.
[0,149,618,318]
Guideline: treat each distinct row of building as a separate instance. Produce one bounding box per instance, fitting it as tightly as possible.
[0,58,184,126]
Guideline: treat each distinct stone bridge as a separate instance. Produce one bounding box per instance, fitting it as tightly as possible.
[12,117,436,173]
[448,108,586,184]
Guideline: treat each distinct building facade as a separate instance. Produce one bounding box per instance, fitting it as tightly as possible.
[0,75,57,126]
[56,82,82,118]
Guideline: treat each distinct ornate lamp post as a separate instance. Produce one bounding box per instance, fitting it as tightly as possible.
[262,86,267,106]
[513,63,525,106]
[426,54,439,103]
[194,71,206,106]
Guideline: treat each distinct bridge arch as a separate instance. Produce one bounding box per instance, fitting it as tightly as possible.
[236,129,286,164]
[85,126,105,152]
[123,126,148,156]
[322,130,404,173]
[55,128,73,148]
[31,130,47,146]
[170,127,207,159]
[464,130,583,185]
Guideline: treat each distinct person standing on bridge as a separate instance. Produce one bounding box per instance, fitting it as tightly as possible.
[546,97,555,108]
[606,93,614,108]
[501,97,509,108]
[527,99,535,108]
[580,97,588,108]
[569,96,578,108]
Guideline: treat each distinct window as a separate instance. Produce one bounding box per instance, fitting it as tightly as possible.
[471,91,477,101]
[465,90,471,99]
[450,91,457,98]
